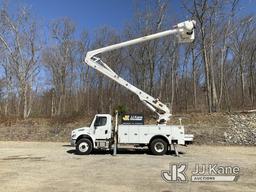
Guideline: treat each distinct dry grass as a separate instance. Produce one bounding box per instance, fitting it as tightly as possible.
[0,113,240,145]
[0,116,92,142]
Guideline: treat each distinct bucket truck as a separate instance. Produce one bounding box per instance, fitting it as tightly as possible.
[70,20,196,155]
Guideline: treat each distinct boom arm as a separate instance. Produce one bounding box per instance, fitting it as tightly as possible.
[85,20,196,124]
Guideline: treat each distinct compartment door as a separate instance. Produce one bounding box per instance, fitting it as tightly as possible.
[128,127,140,143]
[118,126,129,143]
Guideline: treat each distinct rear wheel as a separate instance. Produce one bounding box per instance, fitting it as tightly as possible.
[76,138,93,155]
[150,138,167,155]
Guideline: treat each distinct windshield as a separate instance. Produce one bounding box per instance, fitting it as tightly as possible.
[89,116,95,127]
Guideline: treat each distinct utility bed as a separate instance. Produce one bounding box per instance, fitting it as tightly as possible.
[118,124,186,145]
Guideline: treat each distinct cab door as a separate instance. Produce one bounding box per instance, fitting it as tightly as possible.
[93,116,110,139]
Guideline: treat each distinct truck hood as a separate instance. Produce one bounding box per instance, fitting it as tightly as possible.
[72,127,90,135]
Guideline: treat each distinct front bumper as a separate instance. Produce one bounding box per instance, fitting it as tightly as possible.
[70,139,76,146]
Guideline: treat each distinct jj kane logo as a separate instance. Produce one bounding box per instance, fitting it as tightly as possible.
[161,163,240,182]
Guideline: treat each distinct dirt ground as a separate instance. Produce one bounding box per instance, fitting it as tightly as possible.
[0,142,255,192]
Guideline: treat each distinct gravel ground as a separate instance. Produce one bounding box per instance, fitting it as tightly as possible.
[0,141,255,192]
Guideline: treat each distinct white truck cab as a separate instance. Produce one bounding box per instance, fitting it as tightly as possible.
[70,114,193,155]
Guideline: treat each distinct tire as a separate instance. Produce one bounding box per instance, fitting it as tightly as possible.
[76,138,93,155]
[150,138,168,155]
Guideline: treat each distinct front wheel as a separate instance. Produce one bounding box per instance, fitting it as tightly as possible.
[150,138,168,155]
[76,138,93,155]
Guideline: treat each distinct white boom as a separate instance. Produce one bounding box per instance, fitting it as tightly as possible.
[85,20,196,124]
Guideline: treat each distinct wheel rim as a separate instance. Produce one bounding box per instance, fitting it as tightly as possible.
[79,142,89,152]
[154,142,164,153]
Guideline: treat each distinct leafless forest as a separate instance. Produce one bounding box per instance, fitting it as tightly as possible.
[0,0,255,119]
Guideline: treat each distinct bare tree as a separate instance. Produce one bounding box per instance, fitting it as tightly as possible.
[42,18,77,116]
[230,16,255,109]
[0,0,255,119]
[0,4,40,118]
[90,27,123,114]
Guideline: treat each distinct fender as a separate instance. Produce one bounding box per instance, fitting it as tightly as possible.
[76,134,96,148]
[149,135,170,145]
